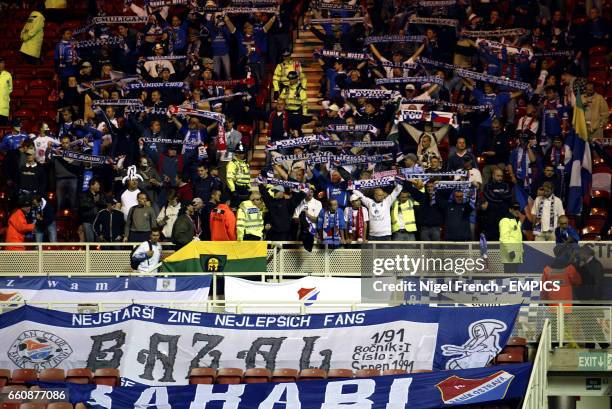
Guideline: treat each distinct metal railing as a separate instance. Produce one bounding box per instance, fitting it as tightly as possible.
[522,319,551,409]
[1,241,610,276]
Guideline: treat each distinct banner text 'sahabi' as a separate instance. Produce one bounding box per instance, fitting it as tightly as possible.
[0,304,519,384]
[36,363,532,409]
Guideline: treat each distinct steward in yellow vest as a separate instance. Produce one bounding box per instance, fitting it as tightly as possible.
[499,203,524,272]
[391,191,419,240]
[237,193,264,240]
[226,143,251,207]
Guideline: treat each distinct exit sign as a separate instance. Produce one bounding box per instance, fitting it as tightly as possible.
[577,352,612,371]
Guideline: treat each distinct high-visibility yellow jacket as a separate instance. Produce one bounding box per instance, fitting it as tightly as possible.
[272,59,307,91]
[226,157,250,192]
[0,70,13,117]
[20,11,45,59]
[499,216,523,263]
[391,199,418,233]
[45,0,67,8]
[280,83,308,116]
[236,200,264,240]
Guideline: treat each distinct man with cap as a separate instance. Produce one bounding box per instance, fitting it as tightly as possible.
[0,56,12,125]
[172,201,197,249]
[345,194,369,243]
[236,192,265,241]
[142,44,175,79]
[77,61,94,83]
[226,142,251,208]
[279,71,310,131]
[17,147,46,198]
[93,196,125,242]
[258,177,305,241]
[273,50,306,99]
[6,196,38,251]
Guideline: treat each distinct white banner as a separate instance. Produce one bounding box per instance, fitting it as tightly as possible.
[0,304,519,384]
[0,277,211,311]
[225,277,363,313]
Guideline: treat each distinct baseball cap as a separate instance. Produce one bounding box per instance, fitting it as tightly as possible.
[272,185,285,193]
[350,194,360,202]
[328,104,340,112]
[405,84,416,90]
[191,197,203,206]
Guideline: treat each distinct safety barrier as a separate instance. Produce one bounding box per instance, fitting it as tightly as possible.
[0,241,610,276]
[521,319,551,409]
[0,301,609,345]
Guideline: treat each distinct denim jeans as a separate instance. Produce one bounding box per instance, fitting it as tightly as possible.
[35,221,57,243]
[82,222,96,243]
[56,178,78,210]
[420,226,441,241]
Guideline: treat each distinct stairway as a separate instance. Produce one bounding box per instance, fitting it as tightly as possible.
[248,26,324,181]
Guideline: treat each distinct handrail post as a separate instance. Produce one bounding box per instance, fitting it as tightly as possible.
[37,243,43,275]
[85,243,91,275]
[212,271,217,304]
[557,303,564,347]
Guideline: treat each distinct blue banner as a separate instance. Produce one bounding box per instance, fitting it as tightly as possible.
[0,304,519,382]
[0,276,211,306]
[36,363,531,408]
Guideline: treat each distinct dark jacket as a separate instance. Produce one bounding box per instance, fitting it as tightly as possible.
[259,184,304,234]
[17,163,46,195]
[79,190,105,224]
[193,175,223,203]
[172,213,195,248]
[93,208,125,241]
[481,181,512,240]
[408,184,445,228]
[441,199,474,241]
[32,199,55,230]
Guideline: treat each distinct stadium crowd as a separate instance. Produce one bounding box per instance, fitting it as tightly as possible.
[0,0,610,251]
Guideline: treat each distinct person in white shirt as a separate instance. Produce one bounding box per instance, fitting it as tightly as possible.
[293,186,322,237]
[345,194,369,242]
[31,123,59,164]
[143,44,176,78]
[132,228,163,273]
[531,182,564,241]
[351,181,403,240]
[121,178,141,221]
[156,191,181,239]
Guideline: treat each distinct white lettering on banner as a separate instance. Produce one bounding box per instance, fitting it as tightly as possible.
[215,315,314,328]
[72,305,157,326]
[188,385,245,409]
[47,281,58,288]
[386,378,412,409]
[96,283,109,291]
[135,387,171,409]
[88,385,113,408]
[323,313,365,327]
[71,283,79,290]
[5,279,14,287]
[169,310,202,325]
[321,379,376,409]
[258,383,301,409]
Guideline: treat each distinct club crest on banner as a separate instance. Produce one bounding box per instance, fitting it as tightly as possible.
[441,319,507,369]
[8,331,73,371]
[199,255,227,272]
[297,287,320,306]
[156,279,176,291]
[436,370,515,404]
[0,291,22,303]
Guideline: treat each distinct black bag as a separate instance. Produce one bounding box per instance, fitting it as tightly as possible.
[130,241,152,270]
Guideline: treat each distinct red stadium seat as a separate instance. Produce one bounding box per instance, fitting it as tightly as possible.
[494,353,523,364]
[501,337,528,362]
[589,45,607,56]
[18,403,46,409]
[46,403,74,409]
[66,368,93,384]
[27,89,49,99]
[33,68,56,81]
[382,369,408,376]
[588,71,607,87]
[215,368,243,385]
[327,369,353,379]
[13,109,33,119]
[298,368,326,381]
[243,368,271,384]
[29,80,52,90]
[188,368,215,385]
[0,369,10,387]
[589,207,608,220]
[12,79,29,91]
[39,368,65,382]
[10,88,26,98]
[355,369,380,378]
[93,368,119,387]
[10,369,37,384]
[271,368,298,383]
